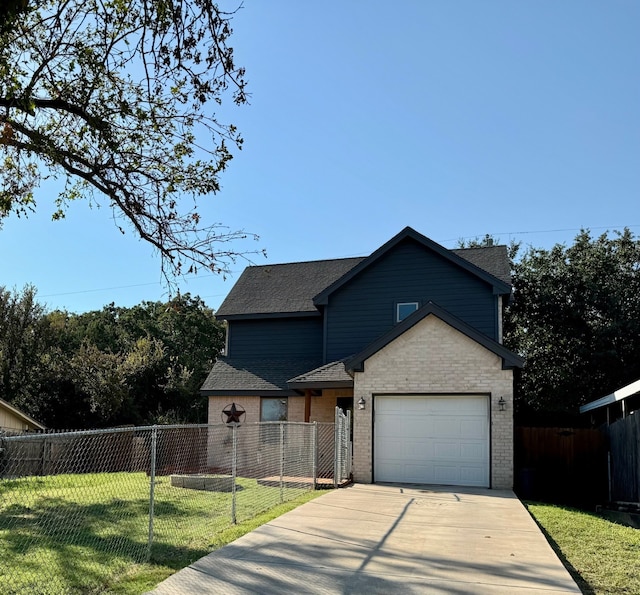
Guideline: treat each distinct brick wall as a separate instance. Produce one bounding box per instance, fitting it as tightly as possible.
[310,389,353,422]
[352,315,514,489]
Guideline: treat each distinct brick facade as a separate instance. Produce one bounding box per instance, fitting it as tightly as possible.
[352,314,514,489]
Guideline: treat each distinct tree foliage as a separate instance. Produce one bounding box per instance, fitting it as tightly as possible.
[0,289,224,428]
[0,285,49,405]
[505,229,640,424]
[0,0,261,279]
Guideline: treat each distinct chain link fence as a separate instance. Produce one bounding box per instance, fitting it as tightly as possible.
[0,414,351,594]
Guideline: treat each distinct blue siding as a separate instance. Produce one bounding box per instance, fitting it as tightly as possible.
[325,238,498,361]
[229,317,323,359]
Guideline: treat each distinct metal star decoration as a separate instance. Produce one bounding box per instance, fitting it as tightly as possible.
[221,403,245,424]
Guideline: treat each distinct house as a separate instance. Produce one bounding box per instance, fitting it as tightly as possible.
[201,227,524,489]
[0,397,45,433]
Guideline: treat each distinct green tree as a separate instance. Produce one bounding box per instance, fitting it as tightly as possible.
[0,0,261,279]
[0,287,224,428]
[0,285,49,408]
[70,341,127,420]
[505,229,640,424]
[44,294,224,426]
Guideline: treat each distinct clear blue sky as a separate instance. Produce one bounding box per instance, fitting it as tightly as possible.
[2,0,639,313]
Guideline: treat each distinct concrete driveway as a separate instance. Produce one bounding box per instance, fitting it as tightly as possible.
[149,484,581,594]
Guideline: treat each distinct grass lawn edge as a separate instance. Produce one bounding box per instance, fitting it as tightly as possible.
[524,501,640,595]
[108,489,326,594]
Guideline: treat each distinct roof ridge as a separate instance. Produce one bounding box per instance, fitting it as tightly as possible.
[245,255,366,269]
[452,245,507,251]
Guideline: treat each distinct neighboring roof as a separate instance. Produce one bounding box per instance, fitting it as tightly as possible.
[314,227,511,306]
[0,397,46,430]
[200,357,322,395]
[216,257,364,319]
[216,227,512,319]
[287,359,354,390]
[579,378,640,414]
[346,301,525,372]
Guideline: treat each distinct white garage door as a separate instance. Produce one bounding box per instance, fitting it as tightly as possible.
[374,395,489,487]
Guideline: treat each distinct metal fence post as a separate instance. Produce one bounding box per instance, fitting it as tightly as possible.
[40,435,47,477]
[346,409,352,478]
[279,422,285,503]
[312,422,318,490]
[333,407,339,487]
[231,423,237,524]
[147,425,157,561]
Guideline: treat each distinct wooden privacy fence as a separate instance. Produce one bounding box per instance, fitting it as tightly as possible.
[515,427,608,506]
[0,426,210,477]
[609,413,640,503]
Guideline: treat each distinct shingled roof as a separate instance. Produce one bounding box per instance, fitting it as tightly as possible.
[216,228,512,319]
[451,246,511,286]
[216,257,364,318]
[201,357,323,395]
[287,359,354,389]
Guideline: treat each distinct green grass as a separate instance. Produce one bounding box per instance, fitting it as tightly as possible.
[0,472,323,594]
[526,502,640,595]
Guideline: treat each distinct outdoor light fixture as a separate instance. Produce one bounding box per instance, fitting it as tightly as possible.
[498,397,507,412]
[357,397,366,410]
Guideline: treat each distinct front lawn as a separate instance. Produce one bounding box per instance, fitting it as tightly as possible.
[0,471,322,594]
[526,502,640,595]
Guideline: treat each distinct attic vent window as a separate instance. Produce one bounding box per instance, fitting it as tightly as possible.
[396,302,419,322]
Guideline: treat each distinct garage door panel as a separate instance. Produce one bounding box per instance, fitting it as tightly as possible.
[405,464,435,483]
[430,418,462,438]
[434,465,459,484]
[374,395,489,487]
[405,439,433,459]
[461,418,487,439]
[433,441,460,459]
[381,437,404,460]
[404,418,432,435]
[460,442,486,460]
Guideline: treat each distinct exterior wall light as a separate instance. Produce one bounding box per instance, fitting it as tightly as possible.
[498,397,507,412]
[357,397,366,410]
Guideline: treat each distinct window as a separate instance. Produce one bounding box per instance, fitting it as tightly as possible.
[261,397,288,421]
[396,302,419,322]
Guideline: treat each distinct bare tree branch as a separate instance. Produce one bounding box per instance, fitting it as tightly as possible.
[0,0,262,284]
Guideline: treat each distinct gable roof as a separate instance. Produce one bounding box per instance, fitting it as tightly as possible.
[346,301,524,372]
[314,227,511,306]
[0,397,46,431]
[216,257,364,319]
[216,227,512,319]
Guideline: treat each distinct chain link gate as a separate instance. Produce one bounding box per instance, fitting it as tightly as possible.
[334,407,352,486]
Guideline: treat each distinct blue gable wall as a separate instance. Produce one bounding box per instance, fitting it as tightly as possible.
[324,237,498,361]
[229,317,323,359]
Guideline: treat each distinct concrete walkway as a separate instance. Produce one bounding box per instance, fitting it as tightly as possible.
[149,484,581,594]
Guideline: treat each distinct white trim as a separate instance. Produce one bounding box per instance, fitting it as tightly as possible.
[0,397,46,430]
[579,378,640,414]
